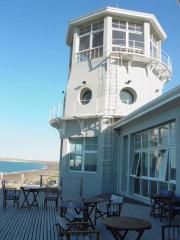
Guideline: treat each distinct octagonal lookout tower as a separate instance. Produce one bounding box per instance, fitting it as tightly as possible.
[50,7,172,197]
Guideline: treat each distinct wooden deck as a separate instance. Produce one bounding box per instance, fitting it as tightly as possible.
[1,190,179,240]
[0,190,60,240]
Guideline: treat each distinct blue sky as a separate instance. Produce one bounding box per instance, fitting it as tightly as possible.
[0,0,179,161]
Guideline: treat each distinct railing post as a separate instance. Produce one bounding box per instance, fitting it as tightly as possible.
[0,172,3,181]
[40,175,43,187]
[21,173,24,186]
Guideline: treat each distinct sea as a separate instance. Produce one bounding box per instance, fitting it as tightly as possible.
[0,161,47,174]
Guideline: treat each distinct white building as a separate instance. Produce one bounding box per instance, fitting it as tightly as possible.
[50,7,179,202]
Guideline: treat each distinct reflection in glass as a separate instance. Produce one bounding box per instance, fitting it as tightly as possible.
[169,122,176,145]
[131,153,140,176]
[156,149,168,180]
[170,148,176,181]
[159,125,168,146]
[69,154,82,171]
[141,180,148,197]
[134,133,141,150]
[134,178,140,195]
[149,151,158,178]
[142,131,149,148]
[141,152,148,177]
[84,153,97,172]
[150,128,158,147]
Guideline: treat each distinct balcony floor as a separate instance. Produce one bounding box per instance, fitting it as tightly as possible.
[0,190,180,240]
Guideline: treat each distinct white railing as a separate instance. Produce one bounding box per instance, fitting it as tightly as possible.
[77,46,103,62]
[49,104,63,121]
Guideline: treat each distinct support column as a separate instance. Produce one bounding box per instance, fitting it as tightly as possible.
[103,16,112,57]
[72,27,79,65]
[144,22,150,56]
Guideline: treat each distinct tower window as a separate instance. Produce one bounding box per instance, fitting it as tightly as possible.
[120,88,136,105]
[78,21,104,61]
[80,88,92,105]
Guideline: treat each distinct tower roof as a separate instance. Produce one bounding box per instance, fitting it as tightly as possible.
[66,6,167,46]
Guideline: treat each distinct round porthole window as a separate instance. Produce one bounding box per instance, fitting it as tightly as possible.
[80,88,92,105]
[120,88,136,105]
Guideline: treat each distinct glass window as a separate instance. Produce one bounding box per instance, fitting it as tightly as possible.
[79,36,90,51]
[84,153,97,172]
[70,138,83,151]
[150,128,158,147]
[141,180,148,197]
[79,25,91,35]
[92,21,103,31]
[134,178,140,195]
[149,150,158,178]
[80,89,92,105]
[142,131,149,149]
[141,152,148,177]
[128,23,143,32]
[120,89,135,105]
[169,122,176,145]
[129,33,143,49]
[112,20,126,30]
[159,125,168,146]
[131,153,141,176]
[134,133,141,150]
[85,137,98,151]
[69,137,97,172]
[69,153,82,171]
[92,31,103,48]
[170,148,176,181]
[112,30,126,46]
[156,149,168,180]
[150,181,157,195]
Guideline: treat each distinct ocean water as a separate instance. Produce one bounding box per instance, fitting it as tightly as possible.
[0,161,47,174]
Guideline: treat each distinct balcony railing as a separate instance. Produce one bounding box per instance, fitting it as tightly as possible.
[77,46,103,62]
[0,171,59,189]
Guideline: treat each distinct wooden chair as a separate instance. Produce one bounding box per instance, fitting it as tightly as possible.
[162,225,180,240]
[44,187,60,210]
[95,194,124,224]
[55,221,100,239]
[1,180,20,209]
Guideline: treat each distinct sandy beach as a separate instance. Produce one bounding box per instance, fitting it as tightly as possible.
[0,160,59,189]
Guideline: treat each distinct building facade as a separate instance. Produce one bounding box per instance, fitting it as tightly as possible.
[50,7,175,201]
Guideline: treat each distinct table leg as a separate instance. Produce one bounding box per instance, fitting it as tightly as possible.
[21,191,31,208]
[31,191,39,207]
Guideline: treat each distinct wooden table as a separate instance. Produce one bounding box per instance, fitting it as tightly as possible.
[103,216,151,240]
[84,197,106,228]
[21,185,45,208]
[149,194,173,220]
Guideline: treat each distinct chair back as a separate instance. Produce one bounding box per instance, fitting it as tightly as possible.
[162,225,180,240]
[111,194,123,204]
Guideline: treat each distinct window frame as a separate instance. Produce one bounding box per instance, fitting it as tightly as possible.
[68,137,98,173]
[78,21,104,53]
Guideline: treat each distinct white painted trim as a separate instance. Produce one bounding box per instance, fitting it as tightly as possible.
[66,7,166,46]
[114,85,180,129]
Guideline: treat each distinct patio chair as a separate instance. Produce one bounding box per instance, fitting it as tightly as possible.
[95,194,124,224]
[1,180,20,209]
[60,197,85,223]
[55,221,100,239]
[162,225,180,240]
[44,187,60,210]
[165,196,180,224]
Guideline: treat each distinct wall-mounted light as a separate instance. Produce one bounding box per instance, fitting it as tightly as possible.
[125,80,132,84]
[155,89,159,93]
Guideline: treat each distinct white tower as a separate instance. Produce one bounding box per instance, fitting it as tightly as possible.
[50,7,172,197]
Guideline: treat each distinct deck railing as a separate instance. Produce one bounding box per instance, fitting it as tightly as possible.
[0,171,59,189]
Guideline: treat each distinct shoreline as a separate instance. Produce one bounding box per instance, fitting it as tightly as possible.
[1,161,59,188]
[0,165,48,175]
